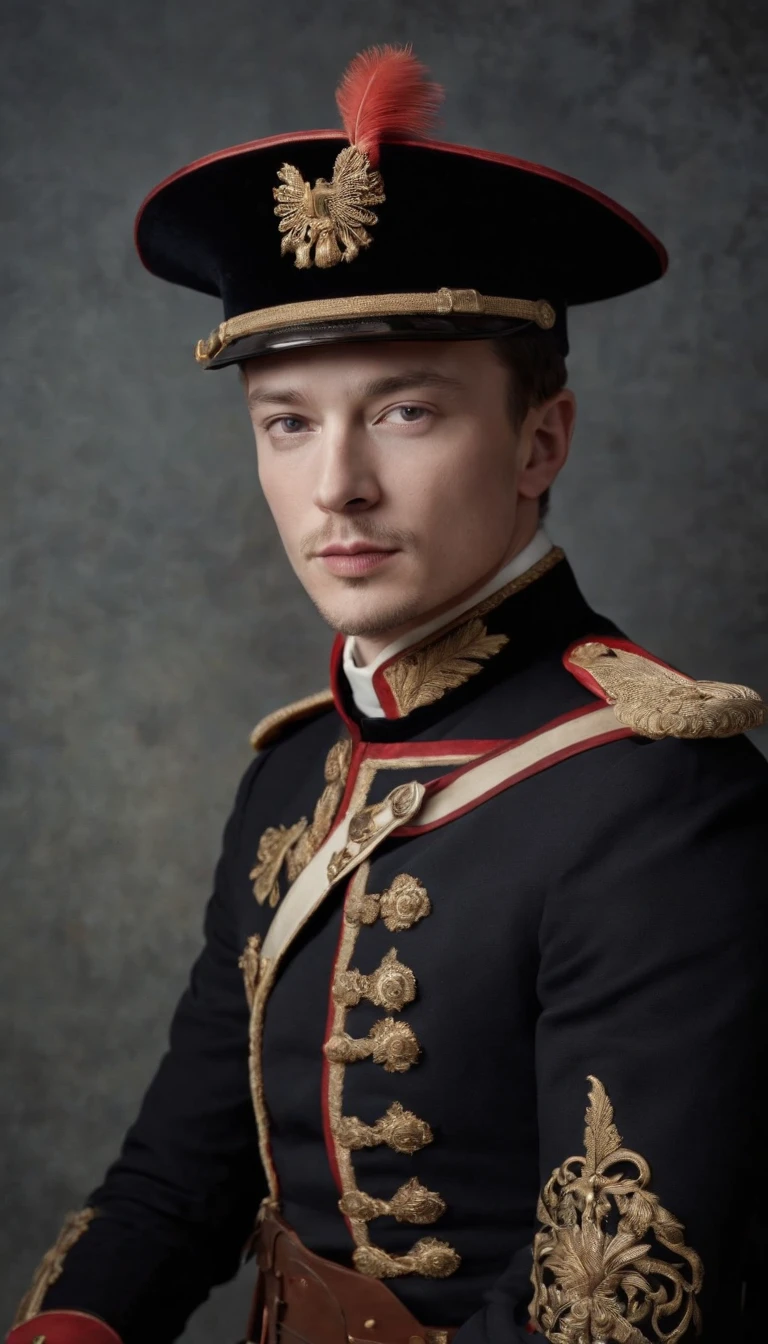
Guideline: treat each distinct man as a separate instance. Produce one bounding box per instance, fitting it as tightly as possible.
[9,45,768,1344]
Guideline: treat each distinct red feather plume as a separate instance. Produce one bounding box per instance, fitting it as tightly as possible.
[335,45,443,167]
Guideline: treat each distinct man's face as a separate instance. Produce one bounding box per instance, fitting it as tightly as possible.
[244,339,564,648]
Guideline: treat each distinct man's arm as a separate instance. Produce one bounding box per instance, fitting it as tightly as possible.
[8,755,269,1344]
[453,733,768,1343]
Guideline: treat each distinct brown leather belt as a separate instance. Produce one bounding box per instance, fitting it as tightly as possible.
[249,1211,457,1344]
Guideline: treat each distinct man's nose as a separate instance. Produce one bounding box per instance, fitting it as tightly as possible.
[312,421,381,514]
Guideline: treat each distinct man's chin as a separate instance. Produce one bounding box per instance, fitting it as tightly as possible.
[309,588,425,641]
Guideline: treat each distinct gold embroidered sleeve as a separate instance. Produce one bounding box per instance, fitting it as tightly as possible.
[13,1208,97,1325]
[529,1077,703,1344]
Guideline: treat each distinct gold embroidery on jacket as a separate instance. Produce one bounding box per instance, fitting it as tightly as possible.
[333,947,417,1012]
[238,933,262,1010]
[250,736,352,908]
[353,1238,461,1279]
[530,1075,703,1344]
[325,1016,421,1072]
[345,873,431,932]
[381,546,565,716]
[570,641,768,740]
[246,952,280,1201]
[333,1102,433,1154]
[287,737,353,879]
[339,1176,446,1224]
[250,820,308,907]
[325,863,459,1280]
[383,617,508,715]
[14,1208,97,1326]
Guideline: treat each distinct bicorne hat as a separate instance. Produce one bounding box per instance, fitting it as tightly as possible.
[134,46,667,369]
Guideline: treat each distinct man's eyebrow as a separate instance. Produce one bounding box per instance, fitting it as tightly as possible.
[246,369,464,412]
[246,386,307,410]
[358,370,465,398]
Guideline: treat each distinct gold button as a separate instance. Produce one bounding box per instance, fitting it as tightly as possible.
[364,1322,377,1331]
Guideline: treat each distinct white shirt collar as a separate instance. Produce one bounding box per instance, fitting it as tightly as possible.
[342,529,554,719]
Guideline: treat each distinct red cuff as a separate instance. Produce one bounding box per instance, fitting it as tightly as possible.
[6,1311,122,1344]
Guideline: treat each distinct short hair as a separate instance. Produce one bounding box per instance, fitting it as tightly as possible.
[490,334,568,519]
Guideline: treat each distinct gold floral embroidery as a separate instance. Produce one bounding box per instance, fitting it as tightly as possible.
[238,934,262,1009]
[250,735,352,909]
[14,1209,97,1325]
[353,1238,461,1279]
[246,952,280,1200]
[249,820,308,907]
[380,546,565,716]
[383,617,508,716]
[530,1076,703,1344]
[570,641,768,740]
[333,947,416,1012]
[324,863,458,1280]
[286,737,353,879]
[339,1177,446,1224]
[345,873,432,931]
[333,1102,433,1155]
[325,1017,421,1072]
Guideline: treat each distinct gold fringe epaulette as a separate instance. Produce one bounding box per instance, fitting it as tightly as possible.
[250,689,336,752]
[567,641,768,740]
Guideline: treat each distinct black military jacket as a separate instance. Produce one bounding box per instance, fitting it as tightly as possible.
[32,552,768,1343]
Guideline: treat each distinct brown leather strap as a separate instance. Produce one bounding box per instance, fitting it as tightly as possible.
[250,1212,456,1344]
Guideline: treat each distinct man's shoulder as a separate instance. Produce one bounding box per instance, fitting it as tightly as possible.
[249,688,337,752]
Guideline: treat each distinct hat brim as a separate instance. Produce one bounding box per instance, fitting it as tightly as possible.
[205,311,563,369]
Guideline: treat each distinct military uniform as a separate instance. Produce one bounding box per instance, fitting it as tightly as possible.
[10,45,768,1344]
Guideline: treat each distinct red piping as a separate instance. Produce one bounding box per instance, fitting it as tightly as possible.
[134,130,667,273]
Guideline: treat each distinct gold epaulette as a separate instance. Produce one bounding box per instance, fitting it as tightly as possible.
[250,689,336,752]
[564,638,768,740]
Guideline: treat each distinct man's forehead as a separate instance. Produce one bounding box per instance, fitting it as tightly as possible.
[243,343,484,402]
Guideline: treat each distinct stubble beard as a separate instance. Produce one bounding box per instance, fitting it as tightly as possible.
[300,519,424,639]
[310,576,426,640]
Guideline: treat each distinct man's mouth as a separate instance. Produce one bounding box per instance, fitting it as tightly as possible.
[315,543,399,577]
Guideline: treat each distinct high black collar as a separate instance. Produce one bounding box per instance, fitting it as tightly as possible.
[330,553,618,745]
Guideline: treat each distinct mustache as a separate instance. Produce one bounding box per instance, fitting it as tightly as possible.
[301,520,416,558]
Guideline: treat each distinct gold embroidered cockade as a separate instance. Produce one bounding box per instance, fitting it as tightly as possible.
[249,736,352,908]
[324,862,460,1282]
[274,146,386,270]
[570,641,768,740]
[14,1208,97,1326]
[530,1076,703,1344]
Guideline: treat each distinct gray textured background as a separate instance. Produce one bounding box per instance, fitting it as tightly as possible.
[2,0,766,1338]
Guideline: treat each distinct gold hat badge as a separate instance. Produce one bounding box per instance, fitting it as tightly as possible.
[273,46,443,269]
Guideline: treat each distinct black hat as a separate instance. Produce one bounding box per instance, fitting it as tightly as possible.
[134,46,667,369]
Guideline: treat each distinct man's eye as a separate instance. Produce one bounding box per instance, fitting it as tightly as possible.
[389,405,428,423]
[272,416,307,433]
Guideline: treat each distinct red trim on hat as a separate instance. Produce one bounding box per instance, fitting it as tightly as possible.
[134,130,667,274]
[6,1311,122,1344]
[562,634,690,701]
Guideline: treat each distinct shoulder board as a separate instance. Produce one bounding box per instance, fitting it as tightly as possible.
[250,689,336,752]
[563,635,767,740]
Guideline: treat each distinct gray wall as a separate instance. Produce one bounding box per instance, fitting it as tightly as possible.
[2,1,766,1338]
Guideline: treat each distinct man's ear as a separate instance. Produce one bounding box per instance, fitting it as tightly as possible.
[517,389,576,502]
